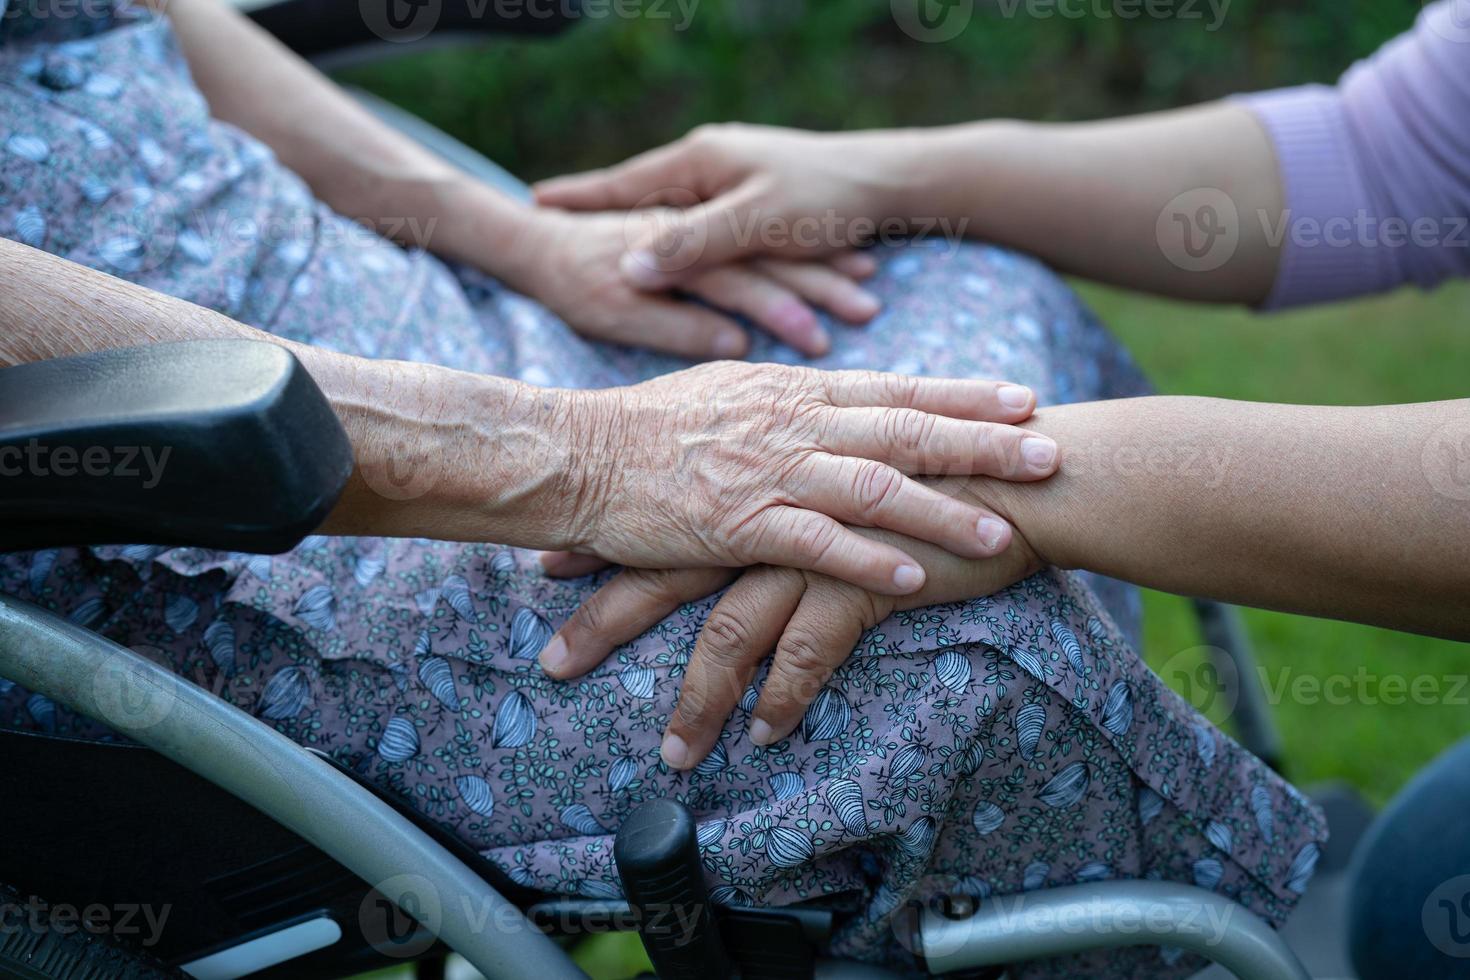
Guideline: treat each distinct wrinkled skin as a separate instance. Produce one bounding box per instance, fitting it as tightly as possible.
[542,476,1046,768]
[555,361,1059,596]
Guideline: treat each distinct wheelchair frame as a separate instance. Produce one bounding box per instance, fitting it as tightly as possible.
[0,2,1317,976]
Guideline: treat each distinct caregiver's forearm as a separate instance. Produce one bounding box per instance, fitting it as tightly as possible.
[883,103,1284,304]
[0,239,579,547]
[969,397,1470,640]
[151,0,543,283]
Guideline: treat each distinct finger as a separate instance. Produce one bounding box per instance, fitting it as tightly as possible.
[661,567,804,770]
[685,265,830,356]
[823,371,1040,422]
[749,582,872,746]
[602,294,750,360]
[823,407,1060,480]
[734,506,927,595]
[755,259,881,325]
[620,183,776,291]
[538,551,612,577]
[795,454,1014,558]
[532,141,699,212]
[540,567,735,679]
[828,250,879,280]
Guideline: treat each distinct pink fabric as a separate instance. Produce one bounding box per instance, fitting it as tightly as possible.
[1238,1,1470,308]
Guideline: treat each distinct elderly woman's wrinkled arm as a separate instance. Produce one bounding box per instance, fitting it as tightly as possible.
[0,238,1065,592]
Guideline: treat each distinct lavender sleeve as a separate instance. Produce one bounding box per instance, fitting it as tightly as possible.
[1235,1,1470,308]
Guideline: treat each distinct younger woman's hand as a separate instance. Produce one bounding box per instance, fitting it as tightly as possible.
[540,499,1043,769]
[507,207,881,358]
[533,125,910,291]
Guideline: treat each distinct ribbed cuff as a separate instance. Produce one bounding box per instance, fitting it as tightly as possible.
[1232,86,1396,310]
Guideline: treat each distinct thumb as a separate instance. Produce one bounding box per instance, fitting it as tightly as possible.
[619,184,766,291]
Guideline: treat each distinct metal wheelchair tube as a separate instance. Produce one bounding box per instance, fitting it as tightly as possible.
[916,881,1311,980]
[0,596,587,980]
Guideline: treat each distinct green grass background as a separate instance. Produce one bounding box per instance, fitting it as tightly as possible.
[342,2,1468,974]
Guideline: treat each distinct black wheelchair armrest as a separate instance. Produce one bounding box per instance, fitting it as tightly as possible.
[248,0,581,61]
[0,339,353,555]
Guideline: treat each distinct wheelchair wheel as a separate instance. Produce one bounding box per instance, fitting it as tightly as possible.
[0,884,182,980]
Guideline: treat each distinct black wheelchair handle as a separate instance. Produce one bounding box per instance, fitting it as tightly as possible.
[0,339,353,555]
[614,799,733,980]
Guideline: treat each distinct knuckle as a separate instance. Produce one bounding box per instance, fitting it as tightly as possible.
[774,636,835,701]
[882,408,935,455]
[792,516,839,564]
[674,685,717,729]
[571,597,610,639]
[700,611,755,660]
[878,372,919,408]
[852,460,904,519]
[686,122,732,150]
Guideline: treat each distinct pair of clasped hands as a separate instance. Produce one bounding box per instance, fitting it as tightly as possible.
[515,126,1059,770]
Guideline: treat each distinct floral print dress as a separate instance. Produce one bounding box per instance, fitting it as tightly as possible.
[0,3,1326,976]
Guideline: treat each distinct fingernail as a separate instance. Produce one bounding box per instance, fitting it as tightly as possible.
[748,719,775,746]
[892,563,925,592]
[538,635,569,675]
[1022,436,1057,471]
[619,250,666,289]
[998,385,1033,410]
[660,733,691,769]
[712,330,747,358]
[771,301,827,353]
[807,325,832,355]
[772,299,817,332]
[850,290,881,318]
[977,517,1010,552]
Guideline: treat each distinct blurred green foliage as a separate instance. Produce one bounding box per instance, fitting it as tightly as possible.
[339,0,1426,180]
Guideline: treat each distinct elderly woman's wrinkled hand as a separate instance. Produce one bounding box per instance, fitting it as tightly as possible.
[555,361,1058,596]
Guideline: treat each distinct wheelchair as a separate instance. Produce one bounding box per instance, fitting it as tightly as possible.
[0,2,1396,977]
